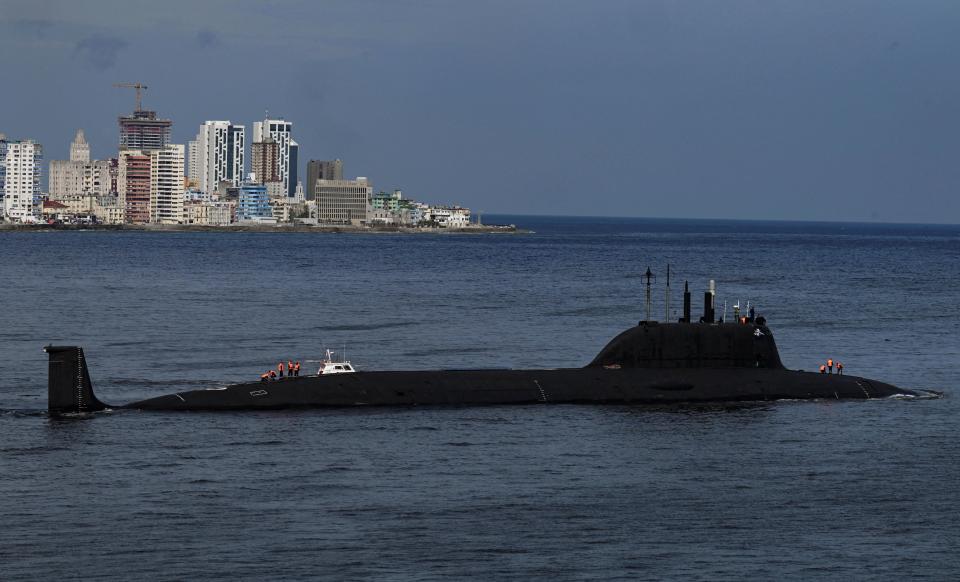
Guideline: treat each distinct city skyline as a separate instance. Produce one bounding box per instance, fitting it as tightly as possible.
[2,1,959,223]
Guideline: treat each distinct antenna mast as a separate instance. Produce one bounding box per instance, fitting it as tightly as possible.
[664,264,671,321]
[643,267,654,322]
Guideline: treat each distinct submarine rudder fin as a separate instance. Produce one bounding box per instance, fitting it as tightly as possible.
[44,345,109,415]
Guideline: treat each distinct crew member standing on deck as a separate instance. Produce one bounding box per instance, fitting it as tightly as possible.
[827,358,833,374]
[294,361,301,376]
[820,364,826,374]
[288,360,294,378]
[837,361,844,375]
[278,361,285,378]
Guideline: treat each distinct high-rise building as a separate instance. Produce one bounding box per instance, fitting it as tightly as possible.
[118,149,151,223]
[252,118,296,197]
[250,138,280,184]
[0,134,7,219]
[2,139,43,222]
[49,129,112,200]
[306,159,344,200]
[288,140,299,198]
[315,177,372,224]
[188,121,245,194]
[119,110,172,150]
[149,145,185,224]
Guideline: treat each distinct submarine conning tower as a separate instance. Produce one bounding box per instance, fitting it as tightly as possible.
[587,322,785,369]
[589,273,784,370]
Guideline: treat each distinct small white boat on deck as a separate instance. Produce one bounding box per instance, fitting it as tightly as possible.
[317,349,356,375]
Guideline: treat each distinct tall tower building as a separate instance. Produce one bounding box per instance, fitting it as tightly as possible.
[288,140,299,198]
[250,138,280,184]
[118,149,152,223]
[306,159,344,200]
[2,140,43,222]
[188,121,245,194]
[252,118,296,197]
[119,110,172,150]
[69,129,91,163]
[150,144,185,224]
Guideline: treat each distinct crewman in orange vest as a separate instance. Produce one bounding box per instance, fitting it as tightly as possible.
[278,361,285,378]
[819,364,826,374]
[837,361,844,375]
[288,360,294,377]
[827,358,833,374]
[294,361,301,376]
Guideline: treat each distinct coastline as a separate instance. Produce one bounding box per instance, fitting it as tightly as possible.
[0,222,527,235]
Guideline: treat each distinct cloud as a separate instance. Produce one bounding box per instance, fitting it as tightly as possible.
[195,28,220,48]
[9,18,54,39]
[75,33,128,69]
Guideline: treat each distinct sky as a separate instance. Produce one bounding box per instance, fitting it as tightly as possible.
[1,0,958,223]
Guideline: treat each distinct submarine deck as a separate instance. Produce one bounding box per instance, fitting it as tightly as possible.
[125,367,904,411]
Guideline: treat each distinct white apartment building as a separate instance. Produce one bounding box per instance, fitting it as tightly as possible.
[149,144,185,224]
[425,205,472,228]
[188,121,245,194]
[252,119,296,198]
[2,140,43,222]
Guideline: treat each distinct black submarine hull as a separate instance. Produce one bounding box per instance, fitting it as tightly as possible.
[125,367,907,411]
[44,321,917,415]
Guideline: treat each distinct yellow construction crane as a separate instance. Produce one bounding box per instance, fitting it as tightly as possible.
[113,82,148,111]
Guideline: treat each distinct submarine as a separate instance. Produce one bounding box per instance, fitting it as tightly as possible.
[44,278,917,414]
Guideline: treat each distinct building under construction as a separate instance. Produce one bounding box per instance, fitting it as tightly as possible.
[119,110,172,150]
[115,83,172,150]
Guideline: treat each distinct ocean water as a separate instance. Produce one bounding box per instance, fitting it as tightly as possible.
[1,216,958,579]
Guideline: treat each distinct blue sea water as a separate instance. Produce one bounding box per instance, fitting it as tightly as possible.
[1,216,958,580]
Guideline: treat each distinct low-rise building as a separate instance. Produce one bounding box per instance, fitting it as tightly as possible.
[315,177,372,225]
[370,190,403,213]
[368,208,396,225]
[423,205,471,228]
[184,198,234,225]
[41,199,70,221]
[93,196,124,224]
[236,176,271,222]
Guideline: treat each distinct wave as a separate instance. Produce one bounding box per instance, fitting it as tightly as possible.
[402,346,495,358]
[314,320,421,332]
[888,390,944,400]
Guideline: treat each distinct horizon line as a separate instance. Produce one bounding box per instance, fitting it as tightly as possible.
[478,213,960,228]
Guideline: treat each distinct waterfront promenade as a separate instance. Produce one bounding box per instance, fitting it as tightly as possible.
[0,222,522,234]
